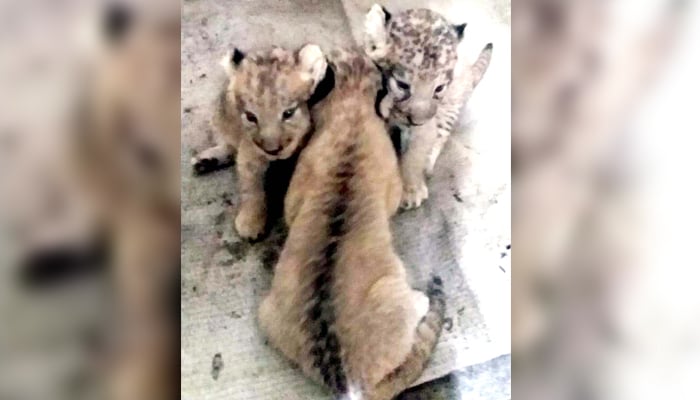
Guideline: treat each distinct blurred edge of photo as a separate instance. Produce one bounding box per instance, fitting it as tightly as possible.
[0,0,180,399]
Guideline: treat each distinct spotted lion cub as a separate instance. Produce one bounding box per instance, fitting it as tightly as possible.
[259,47,446,400]
[365,5,493,209]
[192,45,327,239]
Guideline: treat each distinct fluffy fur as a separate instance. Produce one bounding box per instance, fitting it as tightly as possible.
[258,47,446,400]
[192,45,328,239]
[364,4,493,208]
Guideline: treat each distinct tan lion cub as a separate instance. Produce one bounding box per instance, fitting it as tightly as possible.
[259,47,446,400]
[194,45,327,239]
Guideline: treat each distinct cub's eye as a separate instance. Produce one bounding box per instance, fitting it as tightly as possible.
[395,80,410,91]
[282,107,297,121]
[434,84,446,94]
[243,111,258,124]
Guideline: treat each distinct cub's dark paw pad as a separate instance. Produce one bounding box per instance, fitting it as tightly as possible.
[193,158,219,175]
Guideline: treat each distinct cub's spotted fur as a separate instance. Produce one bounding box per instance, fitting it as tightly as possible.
[365,5,493,208]
[193,45,327,239]
[258,47,446,400]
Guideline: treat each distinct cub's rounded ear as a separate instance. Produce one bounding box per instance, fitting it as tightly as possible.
[453,23,467,40]
[103,2,133,44]
[364,4,390,58]
[220,48,245,75]
[297,44,327,87]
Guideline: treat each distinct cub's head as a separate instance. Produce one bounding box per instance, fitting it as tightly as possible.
[364,5,465,126]
[221,44,327,160]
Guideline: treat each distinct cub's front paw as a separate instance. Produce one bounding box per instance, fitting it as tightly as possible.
[191,156,221,175]
[234,205,266,240]
[191,146,234,175]
[400,181,429,209]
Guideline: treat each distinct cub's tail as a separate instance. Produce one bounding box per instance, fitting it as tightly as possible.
[471,43,493,89]
[367,276,447,400]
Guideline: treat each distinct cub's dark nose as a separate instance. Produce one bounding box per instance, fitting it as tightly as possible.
[264,147,283,156]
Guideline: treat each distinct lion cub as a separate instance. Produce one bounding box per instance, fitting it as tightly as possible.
[364,5,493,209]
[194,45,327,239]
[259,47,446,400]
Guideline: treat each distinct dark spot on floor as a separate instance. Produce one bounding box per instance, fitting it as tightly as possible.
[199,73,207,78]
[457,307,465,315]
[220,257,235,266]
[214,212,226,226]
[224,240,249,261]
[499,265,506,273]
[443,317,453,332]
[452,192,463,203]
[230,311,242,319]
[227,269,242,281]
[184,107,193,113]
[192,285,197,293]
[260,246,280,271]
[211,353,223,380]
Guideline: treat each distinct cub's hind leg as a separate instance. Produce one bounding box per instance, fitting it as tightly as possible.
[259,293,287,351]
[425,102,461,177]
[351,272,425,387]
[426,43,493,176]
[259,290,306,368]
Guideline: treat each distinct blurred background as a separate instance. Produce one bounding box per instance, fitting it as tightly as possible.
[0,0,180,399]
[513,0,700,399]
